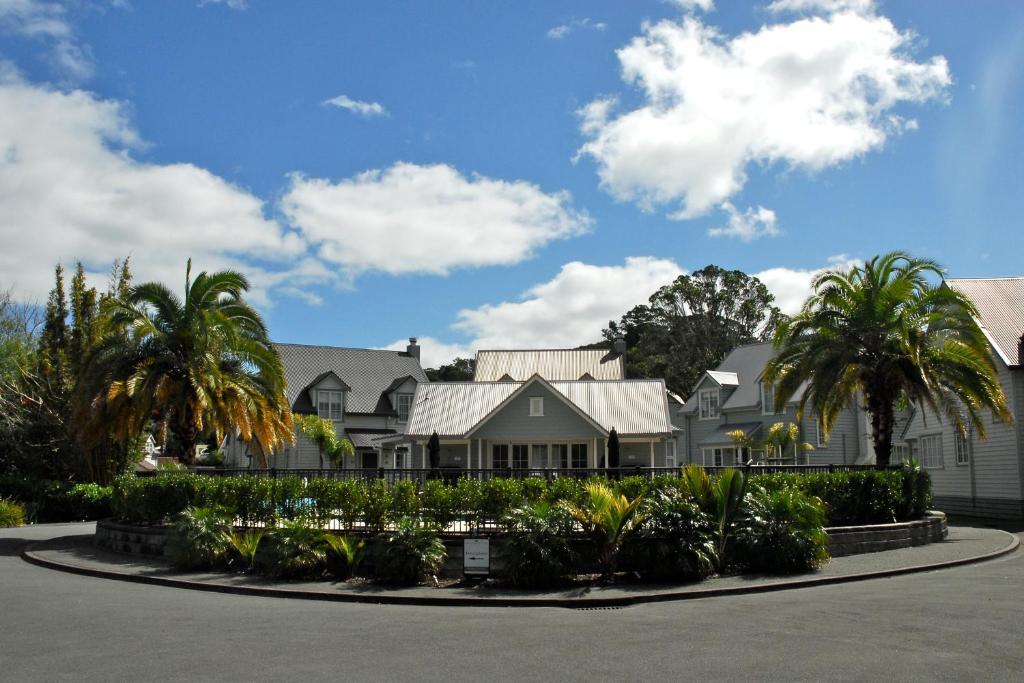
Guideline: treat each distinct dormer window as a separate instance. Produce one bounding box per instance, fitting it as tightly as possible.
[317,390,344,421]
[698,388,720,420]
[397,394,412,422]
[761,382,777,415]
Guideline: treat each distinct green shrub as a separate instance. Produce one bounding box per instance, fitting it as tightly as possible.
[501,501,575,588]
[732,487,830,574]
[227,530,264,572]
[256,520,328,579]
[390,480,419,521]
[66,483,113,520]
[112,473,210,525]
[323,535,365,580]
[377,518,446,585]
[544,476,584,506]
[421,479,458,531]
[751,469,922,525]
[625,489,716,582]
[363,479,392,532]
[0,477,112,522]
[613,475,651,502]
[334,480,366,530]
[899,460,932,519]
[454,478,482,532]
[168,507,232,570]
[0,498,25,528]
[480,478,523,523]
[520,477,548,503]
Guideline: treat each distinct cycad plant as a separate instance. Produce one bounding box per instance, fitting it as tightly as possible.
[168,506,232,570]
[561,482,646,581]
[77,259,294,464]
[765,252,1012,466]
[227,529,264,573]
[256,520,329,579]
[501,500,576,588]
[323,534,365,580]
[680,464,748,568]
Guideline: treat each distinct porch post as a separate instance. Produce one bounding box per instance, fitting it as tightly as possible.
[649,440,655,468]
[592,438,597,469]
[421,442,426,469]
[604,441,609,470]
[467,441,472,470]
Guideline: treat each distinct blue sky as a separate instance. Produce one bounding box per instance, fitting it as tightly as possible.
[1,0,1022,366]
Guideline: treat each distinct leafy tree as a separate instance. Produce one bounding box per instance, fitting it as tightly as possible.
[425,356,475,381]
[764,252,1012,466]
[0,288,41,381]
[78,259,294,464]
[603,265,782,395]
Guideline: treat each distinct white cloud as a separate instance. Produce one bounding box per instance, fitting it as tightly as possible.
[767,0,874,14]
[281,162,592,277]
[197,0,248,9]
[0,0,93,82]
[754,254,858,314]
[708,202,780,241]
[667,0,715,12]
[323,94,388,119]
[0,75,311,304]
[379,337,476,370]
[547,17,607,40]
[453,257,684,351]
[577,4,950,219]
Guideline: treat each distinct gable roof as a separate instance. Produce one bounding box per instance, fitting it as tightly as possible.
[946,277,1024,367]
[681,343,806,413]
[465,375,608,438]
[473,348,625,382]
[276,343,428,415]
[406,379,672,438]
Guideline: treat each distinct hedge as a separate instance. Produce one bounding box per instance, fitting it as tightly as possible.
[109,467,929,529]
[0,476,113,523]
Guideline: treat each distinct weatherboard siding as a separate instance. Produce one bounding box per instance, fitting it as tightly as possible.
[471,383,605,441]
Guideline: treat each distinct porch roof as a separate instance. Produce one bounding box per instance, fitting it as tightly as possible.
[699,422,764,447]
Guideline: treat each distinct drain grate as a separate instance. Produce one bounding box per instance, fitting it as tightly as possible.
[574,605,625,611]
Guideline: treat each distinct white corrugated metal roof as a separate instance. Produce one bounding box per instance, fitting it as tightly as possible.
[707,371,740,386]
[473,349,625,381]
[406,378,672,438]
[947,278,1024,367]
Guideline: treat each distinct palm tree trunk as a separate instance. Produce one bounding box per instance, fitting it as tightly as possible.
[170,412,198,465]
[866,389,895,467]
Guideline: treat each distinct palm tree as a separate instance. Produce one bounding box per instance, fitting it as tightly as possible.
[764,252,1011,467]
[79,260,293,464]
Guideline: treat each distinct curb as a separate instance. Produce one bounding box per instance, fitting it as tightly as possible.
[21,531,1020,609]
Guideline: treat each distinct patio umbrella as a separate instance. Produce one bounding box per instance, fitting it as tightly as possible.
[607,429,620,469]
[427,432,441,470]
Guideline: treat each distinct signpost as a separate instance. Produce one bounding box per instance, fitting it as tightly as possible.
[463,538,490,578]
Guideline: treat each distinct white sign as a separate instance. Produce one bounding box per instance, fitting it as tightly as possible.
[463,538,490,576]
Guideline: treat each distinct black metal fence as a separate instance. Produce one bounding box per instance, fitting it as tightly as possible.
[147,463,898,484]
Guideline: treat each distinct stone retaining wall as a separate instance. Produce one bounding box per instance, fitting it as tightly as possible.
[825,511,947,557]
[97,512,950,568]
[95,520,171,558]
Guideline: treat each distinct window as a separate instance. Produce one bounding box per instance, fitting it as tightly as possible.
[512,444,529,469]
[665,447,676,469]
[317,390,343,420]
[552,444,569,468]
[892,443,910,465]
[529,397,544,417]
[531,444,549,468]
[761,382,776,415]
[570,443,588,469]
[814,417,827,448]
[701,447,734,467]
[396,394,412,422]
[955,429,970,466]
[361,452,378,469]
[698,389,720,420]
[492,444,509,469]
[920,435,943,469]
[394,448,408,469]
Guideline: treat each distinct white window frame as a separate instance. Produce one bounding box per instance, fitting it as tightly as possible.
[396,393,412,423]
[892,443,910,465]
[761,382,776,415]
[701,446,734,467]
[317,390,344,421]
[511,444,529,469]
[552,444,569,469]
[814,417,827,448]
[529,397,544,417]
[920,434,943,469]
[698,388,720,420]
[570,443,588,469]
[492,444,510,469]
[955,429,970,466]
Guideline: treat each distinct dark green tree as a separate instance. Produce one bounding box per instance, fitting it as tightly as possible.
[603,265,782,395]
[425,357,476,382]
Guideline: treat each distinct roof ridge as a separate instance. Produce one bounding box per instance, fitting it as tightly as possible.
[274,341,409,355]
[947,276,1024,282]
[475,348,615,353]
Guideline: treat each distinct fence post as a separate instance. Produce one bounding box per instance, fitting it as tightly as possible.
[828,464,835,473]
[377,466,385,480]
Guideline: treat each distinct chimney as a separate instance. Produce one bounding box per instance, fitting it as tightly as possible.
[406,337,421,362]
[613,335,626,357]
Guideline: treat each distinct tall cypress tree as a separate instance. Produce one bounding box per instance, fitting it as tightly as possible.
[69,263,98,376]
[39,264,70,385]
